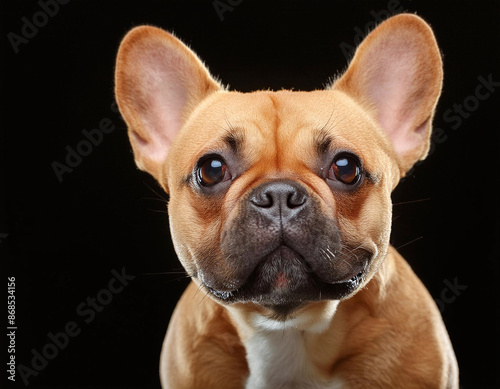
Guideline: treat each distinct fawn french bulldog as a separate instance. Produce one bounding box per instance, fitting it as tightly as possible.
[115,13,459,389]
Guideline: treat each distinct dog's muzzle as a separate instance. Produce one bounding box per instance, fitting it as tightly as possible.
[200,179,371,314]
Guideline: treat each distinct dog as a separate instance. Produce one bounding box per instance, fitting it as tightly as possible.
[115,13,459,389]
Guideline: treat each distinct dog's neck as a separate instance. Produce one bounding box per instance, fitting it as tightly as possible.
[228,301,344,389]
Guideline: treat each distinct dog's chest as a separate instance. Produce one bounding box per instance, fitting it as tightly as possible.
[243,328,344,389]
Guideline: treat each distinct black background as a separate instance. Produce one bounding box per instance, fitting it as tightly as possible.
[2,0,499,388]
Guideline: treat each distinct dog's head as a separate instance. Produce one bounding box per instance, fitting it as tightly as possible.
[115,14,442,319]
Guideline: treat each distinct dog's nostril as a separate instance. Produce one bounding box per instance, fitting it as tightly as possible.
[259,193,274,208]
[287,191,307,208]
[251,192,274,208]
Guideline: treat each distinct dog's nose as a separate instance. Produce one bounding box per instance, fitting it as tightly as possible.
[249,179,308,221]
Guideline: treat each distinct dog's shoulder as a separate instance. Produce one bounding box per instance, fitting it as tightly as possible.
[332,247,458,388]
[160,281,249,389]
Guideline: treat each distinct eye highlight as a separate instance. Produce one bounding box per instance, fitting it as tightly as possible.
[197,157,230,187]
[328,154,361,185]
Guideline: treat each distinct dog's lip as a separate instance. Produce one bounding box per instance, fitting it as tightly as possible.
[206,270,364,294]
[204,246,367,303]
[205,269,366,304]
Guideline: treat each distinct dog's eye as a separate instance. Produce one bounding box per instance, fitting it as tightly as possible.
[328,154,361,185]
[197,158,230,187]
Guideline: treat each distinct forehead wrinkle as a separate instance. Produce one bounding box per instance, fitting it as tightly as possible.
[267,93,283,171]
[193,107,246,154]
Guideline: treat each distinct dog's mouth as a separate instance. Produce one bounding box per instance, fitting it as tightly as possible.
[205,245,368,315]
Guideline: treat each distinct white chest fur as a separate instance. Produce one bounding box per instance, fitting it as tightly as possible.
[232,303,345,389]
[244,327,328,389]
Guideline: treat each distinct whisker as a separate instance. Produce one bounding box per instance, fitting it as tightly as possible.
[140,271,187,276]
[199,289,211,305]
[396,236,424,250]
[340,244,358,260]
[393,198,430,206]
[148,209,168,214]
[326,248,336,259]
[193,282,208,301]
[340,257,355,271]
[142,197,168,203]
[319,248,327,260]
[142,180,169,202]
[135,271,191,286]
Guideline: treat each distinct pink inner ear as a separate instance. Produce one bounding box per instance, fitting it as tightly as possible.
[139,86,186,163]
[132,44,191,166]
[367,43,418,150]
[116,26,221,180]
[335,15,443,172]
[362,36,434,160]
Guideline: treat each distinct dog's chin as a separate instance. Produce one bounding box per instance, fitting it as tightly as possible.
[204,246,366,319]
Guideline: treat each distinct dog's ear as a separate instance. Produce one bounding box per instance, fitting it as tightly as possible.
[334,14,443,175]
[115,26,221,182]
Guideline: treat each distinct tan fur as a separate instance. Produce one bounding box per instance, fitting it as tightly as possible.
[160,282,249,389]
[115,13,458,389]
